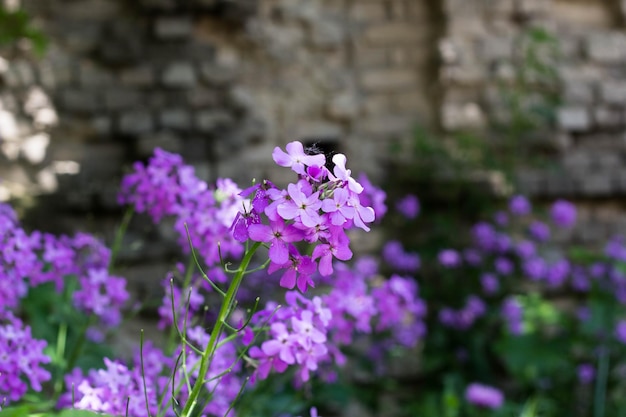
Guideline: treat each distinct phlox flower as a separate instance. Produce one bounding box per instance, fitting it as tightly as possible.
[248,219,303,265]
[268,245,317,292]
[509,195,531,216]
[550,199,577,228]
[465,383,504,409]
[321,188,355,226]
[0,314,51,405]
[272,141,326,175]
[438,249,461,268]
[396,194,420,219]
[311,228,352,276]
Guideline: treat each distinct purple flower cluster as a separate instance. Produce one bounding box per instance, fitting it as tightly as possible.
[438,296,486,330]
[119,149,245,269]
[157,272,205,330]
[176,326,243,417]
[250,292,333,383]
[464,382,504,409]
[60,342,172,416]
[382,240,420,272]
[0,203,127,332]
[234,141,376,291]
[249,255,426,384]
[0,313,51,406]
[501,297,524,335]
[61,329,243,417]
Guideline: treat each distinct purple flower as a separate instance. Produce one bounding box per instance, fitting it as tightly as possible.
[278,183,323,228]
[578,363,595,385]
[524,257,547,281]
[249,219,304,265]
[357,173,387,222]
[502,297,523,335]
[480,273,499,295]
[550,199,577,228]
[272,141,326,175]
[382,241,420,272]
[494,257,514,276]
[528,221,550,242]
[472,222,497,251]
[515,240,536,259]
[396,194,420,219]
[465,383,504,409]
[493,211,508,226]
[509,195,531,216]
[0,314,51,405]
[321,188,355,226]
[546,259,570,288]
[616,320,626,344]
[438,249,461,268]
[311,228,353,276]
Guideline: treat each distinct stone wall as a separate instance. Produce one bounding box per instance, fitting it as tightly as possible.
[440,0,626,243]
[3,0,626,249]
[0,0,439,219]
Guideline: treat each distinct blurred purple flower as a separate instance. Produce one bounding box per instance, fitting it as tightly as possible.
[529,221,550,242]
[509,195,531,216]
[578,363,595,385]
[465,383,504,409]
[616,320,626,344]
[480,273,499,295]
[438,249,461,268]
[550,200,577,228]
[396,194,420,219]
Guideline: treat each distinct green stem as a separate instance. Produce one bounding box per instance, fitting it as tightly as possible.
[180,242,261,417]
[109,206,134,273]
[52,322,68,396]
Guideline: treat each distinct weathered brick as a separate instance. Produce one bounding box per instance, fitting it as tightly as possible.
[365,23,424,45]
[195,110,233,133]
[562,151,591,172]
[392,92,428,114]
[557,107,591,132]
[311,18,344,47]
[479,36,513,62]
[585,32,626,64]
[119,111,154,135]
[159,109,191,130]
[59,89,101,114]
[516,0,552,16]
[594,107,622,128]
[361,68,418,92]
[593,152,622,169]
[363,94,391,116]
[562,81,593,104]
[104,90,142,110]
[327,92,360,121]
[162,63,197,88]
[79,63,114,88]
[580,173,613,196]
[441,64,485,85]
[441,102,486,130]
[154,17,193,40]
[545,171,575,195]
[199,63,237,86]
[349,3,386,22]
[361,115,413,135]
[599,81,626,105]
[120,66,155,87]
[354,45,387,67]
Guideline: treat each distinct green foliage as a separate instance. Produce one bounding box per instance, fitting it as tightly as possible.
[0,6,47,55]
